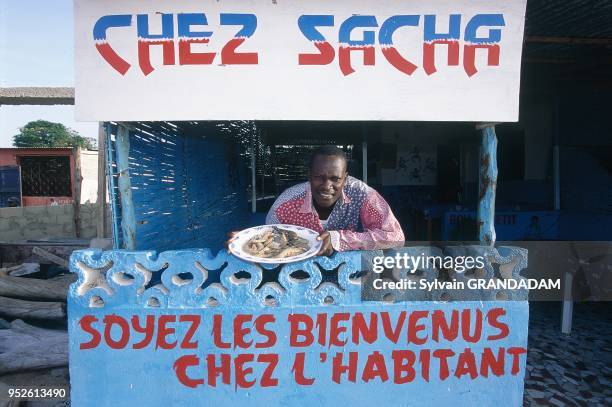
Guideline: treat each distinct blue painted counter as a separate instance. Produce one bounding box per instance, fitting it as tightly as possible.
[68,248,529,407]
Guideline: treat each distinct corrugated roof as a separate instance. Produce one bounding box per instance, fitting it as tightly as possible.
[523,0,612,86]
[526,0,612,39]
[524,1,612,54]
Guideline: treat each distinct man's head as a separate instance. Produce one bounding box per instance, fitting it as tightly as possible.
[308,145,348,209]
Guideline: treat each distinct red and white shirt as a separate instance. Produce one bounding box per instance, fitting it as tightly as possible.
[266,176,405,251]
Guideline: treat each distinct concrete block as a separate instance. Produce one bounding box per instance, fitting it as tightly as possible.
[9,217,26,229]
[42,225,61,236]
[3,229,25,241]
[62,223,76,235]
[82,230,97,239]
[0,202,87,241]
[89,238,113,250]
[0,219,10,231]
[25,221,46,232]
[80,204,96,215]
[55,213,67,223]
[0,207,23,218]
[46,206,62,215]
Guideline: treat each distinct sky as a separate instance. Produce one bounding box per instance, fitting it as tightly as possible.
[0,0,98,147]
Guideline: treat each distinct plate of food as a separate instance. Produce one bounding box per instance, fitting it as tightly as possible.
[228,224,322,264]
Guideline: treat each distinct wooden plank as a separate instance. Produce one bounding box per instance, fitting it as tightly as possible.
[0,367,69,403]
[31,247,68,269]
[0,274,76,301]
[0,263,39,277]
[0,296,66,320]
[0,382,21,407]
[0,243,87,265]
[0,320,68,374]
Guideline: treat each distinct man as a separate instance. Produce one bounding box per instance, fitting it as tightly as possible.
[266,145,405,255]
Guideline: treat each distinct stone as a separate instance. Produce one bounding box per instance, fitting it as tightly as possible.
[0,318,10,329]
[549,397,566,407]
[563,374,580,385]
[527,389,548,398]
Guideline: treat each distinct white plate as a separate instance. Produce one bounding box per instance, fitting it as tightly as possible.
[229,224,322,264]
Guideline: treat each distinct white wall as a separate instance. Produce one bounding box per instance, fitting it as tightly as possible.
[79,149,99,204]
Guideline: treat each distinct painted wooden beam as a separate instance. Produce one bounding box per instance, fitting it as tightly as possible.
[553,100,573,335]
[115,125,136,250]
[96,123,107,239]
[105,124,121,249]
[477,125,498,245]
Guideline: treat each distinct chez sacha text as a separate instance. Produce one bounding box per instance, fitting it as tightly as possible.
[94,12,504,76]
[78,308,526,389]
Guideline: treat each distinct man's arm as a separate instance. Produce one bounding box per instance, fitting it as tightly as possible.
[328,191,405,251]
[265,205,280,224]
[265,188,288,224]
[265,183,316,228]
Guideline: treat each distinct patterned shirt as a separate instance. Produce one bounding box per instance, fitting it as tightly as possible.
[266,176,405,251]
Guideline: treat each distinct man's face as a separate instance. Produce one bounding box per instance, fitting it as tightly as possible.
[309,155,348,209]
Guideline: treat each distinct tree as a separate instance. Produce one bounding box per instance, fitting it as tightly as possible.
[12,120,97,149]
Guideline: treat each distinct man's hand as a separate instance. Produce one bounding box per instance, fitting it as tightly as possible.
[225,231,239,252]
[317,231,334,256]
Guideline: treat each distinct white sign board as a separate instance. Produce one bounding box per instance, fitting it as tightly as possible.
[75,0,527,122]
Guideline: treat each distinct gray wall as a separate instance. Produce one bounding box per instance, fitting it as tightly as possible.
[0,204,108,242]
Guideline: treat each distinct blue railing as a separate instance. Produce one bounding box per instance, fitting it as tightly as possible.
[68,246,529,406]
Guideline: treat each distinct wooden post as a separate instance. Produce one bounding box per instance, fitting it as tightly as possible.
[554,100,573,335]
[72,147,82,238]
[553,98,561,212]
[97,122,107,238]
[0,296,66,320]
[476,124,498,245]
[271,144,279,195]
[261,147,265,196]
[250,136,256,214]
[115,124,136,250]
[105,123,121,248]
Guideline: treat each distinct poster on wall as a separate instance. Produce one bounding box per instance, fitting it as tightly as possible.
[75,0,527,122]
[381,146,437,185]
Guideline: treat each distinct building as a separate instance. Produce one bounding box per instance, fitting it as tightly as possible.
[0,147,99,207]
